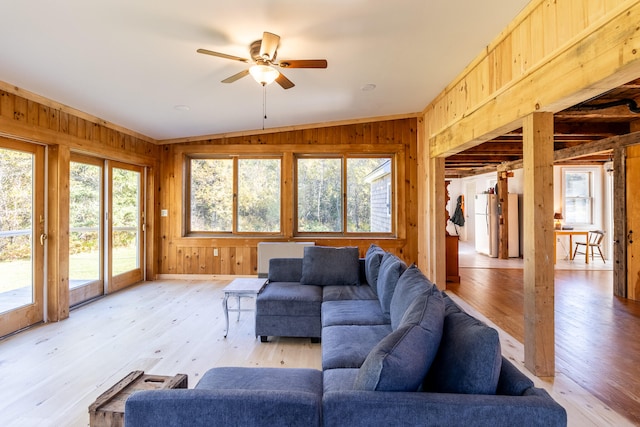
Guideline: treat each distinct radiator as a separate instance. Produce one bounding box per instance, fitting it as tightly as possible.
[257,242,315,277]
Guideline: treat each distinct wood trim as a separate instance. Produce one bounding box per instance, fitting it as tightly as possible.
[47,145,71,321]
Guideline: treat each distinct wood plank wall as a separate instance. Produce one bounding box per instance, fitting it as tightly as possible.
[0,88,158,163]
[425,0,640,156]
[158,118,418,276]
[0,86,161,316]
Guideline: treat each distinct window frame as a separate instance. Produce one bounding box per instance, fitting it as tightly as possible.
[185,154,284,236]
[562,168,594,227]
[294,153,395,237]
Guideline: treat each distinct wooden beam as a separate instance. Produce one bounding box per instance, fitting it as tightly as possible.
[523,112,555,377]
[429,0,640,158]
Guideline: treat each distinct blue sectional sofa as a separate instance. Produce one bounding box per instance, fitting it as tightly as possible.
[125,245,567,427]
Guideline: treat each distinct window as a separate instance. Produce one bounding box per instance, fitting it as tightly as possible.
[188,157,281,234]
[563,169,593,225]
[296,156,393,234]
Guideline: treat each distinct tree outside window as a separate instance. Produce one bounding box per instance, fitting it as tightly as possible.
[297,156,392,234]
[189,157,281,234]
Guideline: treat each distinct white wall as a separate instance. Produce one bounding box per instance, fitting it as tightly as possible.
[448,164,611,260]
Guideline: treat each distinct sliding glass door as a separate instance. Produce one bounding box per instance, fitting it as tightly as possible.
[69,154,104,306]
[0,139,45,336]
[108,161,144,292]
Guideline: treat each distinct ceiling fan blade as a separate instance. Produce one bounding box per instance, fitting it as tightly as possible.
[275,72,295,89]
[221,69,250,83]
[197,48,249,63]
[260,32,280,60]
[278,59,328,69]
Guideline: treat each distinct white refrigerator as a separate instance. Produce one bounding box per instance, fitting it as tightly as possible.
[475,193,498,257]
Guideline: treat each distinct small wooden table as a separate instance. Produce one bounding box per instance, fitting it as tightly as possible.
[89,371,188,427]
[222,277,268,337]
[554,230,590,264]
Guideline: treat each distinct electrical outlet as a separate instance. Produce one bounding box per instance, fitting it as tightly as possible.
[160,209,168,217]
[214,248,219,256]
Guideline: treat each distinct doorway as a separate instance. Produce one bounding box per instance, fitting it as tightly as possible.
[68,157,145,305]
[69,154,104,306]
[0,139,45,336]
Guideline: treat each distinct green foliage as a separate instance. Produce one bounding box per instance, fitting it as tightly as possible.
[297,158,342,232]
[0,148,34,262]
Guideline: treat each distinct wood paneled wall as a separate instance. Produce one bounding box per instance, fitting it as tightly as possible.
[0,84,161,319]
[158,118,418,276]
[425,0,640,157]
[0,87,158,163]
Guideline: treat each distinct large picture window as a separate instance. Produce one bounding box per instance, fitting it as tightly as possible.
[296,156,393,234]
[188,157,281,234]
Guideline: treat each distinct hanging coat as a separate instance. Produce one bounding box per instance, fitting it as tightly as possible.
[450,195,465,226]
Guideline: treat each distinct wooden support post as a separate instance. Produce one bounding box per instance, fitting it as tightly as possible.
[47,145,70,322]
[522,112,555,377]
[613,145,626,298]
[497,171,509,259]
[429,156,446,289]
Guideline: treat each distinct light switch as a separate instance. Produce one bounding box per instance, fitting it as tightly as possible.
[161,209,168,217]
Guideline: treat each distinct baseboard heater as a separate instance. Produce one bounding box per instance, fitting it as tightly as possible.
[257,242,315,278]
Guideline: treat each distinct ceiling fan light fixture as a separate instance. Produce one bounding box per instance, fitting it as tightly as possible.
[249,64,279,86]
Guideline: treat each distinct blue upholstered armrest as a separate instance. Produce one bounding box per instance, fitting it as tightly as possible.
[125,388,322,427]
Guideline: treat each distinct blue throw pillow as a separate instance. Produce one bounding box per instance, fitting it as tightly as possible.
[423,293,502,395]
[300,246,360,286]
[376,253,407,320]
[364,244,385,293]
[389,264,437,330]
[353,289,444,391]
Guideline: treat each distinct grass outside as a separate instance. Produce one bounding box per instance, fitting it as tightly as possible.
[0,246,137,293]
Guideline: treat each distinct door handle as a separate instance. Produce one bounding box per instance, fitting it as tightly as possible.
[40,233,48,246]
[628,230,633,244]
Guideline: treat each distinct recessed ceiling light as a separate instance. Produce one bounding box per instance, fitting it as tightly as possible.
[174,105,191,111]
[361,84,376,92]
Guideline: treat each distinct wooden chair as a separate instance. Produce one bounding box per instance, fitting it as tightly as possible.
[573,230,605,263]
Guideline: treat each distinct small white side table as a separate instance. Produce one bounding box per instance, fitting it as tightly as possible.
[222,277,268,338]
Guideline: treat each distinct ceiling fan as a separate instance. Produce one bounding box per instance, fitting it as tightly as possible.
[197,31,327,89]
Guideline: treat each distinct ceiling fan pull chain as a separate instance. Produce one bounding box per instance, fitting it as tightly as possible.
[262,84,267,130]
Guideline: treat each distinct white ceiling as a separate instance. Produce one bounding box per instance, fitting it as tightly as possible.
[0,1,531,141]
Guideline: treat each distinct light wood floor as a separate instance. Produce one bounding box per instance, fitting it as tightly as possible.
[0,271,634,426]
[0,279,321,427]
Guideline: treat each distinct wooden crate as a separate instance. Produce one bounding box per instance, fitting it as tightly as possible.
[89,370,188,427]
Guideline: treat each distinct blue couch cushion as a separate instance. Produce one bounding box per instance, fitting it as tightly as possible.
[300,246,360,286]
[353,289,444,391]
[322,324,392,369]
[323,368,359,393]
[197,367,322,394]
[364,244,386,293]
[389,264,436,330]
[257,282,323,316]
[322,284,377,302]
[376,253,407,321]
[423,293,502,395]
[322,300,388,327]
